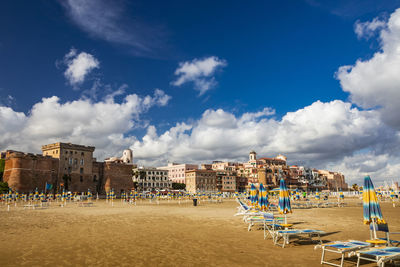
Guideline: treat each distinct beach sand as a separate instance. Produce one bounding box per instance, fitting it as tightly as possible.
[1,199,400,266]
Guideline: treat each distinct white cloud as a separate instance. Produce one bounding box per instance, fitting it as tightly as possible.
[63,48,99,87]
[354,17,386,39]
[131,100,399,184]
[337,8,400,128]
[172,56,227,95]
[61,0,165,56]
[0,89,171,160]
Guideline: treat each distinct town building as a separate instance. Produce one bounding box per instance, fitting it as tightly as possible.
[3,143,136,195]
[157,163,198,184]
[132,167,171,192]
[185,169,217,194]
[318,170,348,190]
[215,170,236,192]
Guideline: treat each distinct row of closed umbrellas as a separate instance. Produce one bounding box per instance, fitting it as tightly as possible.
[249,176,386,237]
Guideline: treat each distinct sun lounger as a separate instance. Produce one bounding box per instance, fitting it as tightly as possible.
[315,240,370,267]
[356,246,400,267]
[77,202,94,207]
[23,204,39,210]
[274,229,325,248]
[369,223,400,247]
[245,213,284,232]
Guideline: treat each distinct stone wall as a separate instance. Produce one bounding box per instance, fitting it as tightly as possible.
[103,162,134,195]
[3,152,58,192]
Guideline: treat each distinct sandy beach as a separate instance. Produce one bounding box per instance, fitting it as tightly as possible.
[1,199,400,267]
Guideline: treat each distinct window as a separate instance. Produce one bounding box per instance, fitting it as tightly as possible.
[93,175,97,182]
[65,151,68,154]
[80,159,84,165]
[80,176,83,182]
[80,168,83,174]
[81,152,84,156]
[69,158,72,165]
[74,158,78,164]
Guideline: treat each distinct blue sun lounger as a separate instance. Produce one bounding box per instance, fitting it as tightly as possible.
[274,229,325,248]
[356,246,400,267]
[315,240,371,267]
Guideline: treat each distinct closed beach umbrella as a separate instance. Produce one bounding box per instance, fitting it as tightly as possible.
[278,179,292,223]
[390,189,396,199]
[363,176,385,239]
[339,189,344,199]
[258,183,269,211]
[315,189,320,200]
[250,184,258,208]
[34,188,39,201]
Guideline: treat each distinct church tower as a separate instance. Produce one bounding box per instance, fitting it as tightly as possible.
[249,151,257,161]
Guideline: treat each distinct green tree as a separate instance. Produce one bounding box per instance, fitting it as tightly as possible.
[0,181,9,193]
[62,174,71,191]
[0,158,4,182]
[172,183,186,190]
[352,184,359,191]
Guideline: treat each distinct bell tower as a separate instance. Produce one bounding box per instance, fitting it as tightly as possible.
[249,151,257,161]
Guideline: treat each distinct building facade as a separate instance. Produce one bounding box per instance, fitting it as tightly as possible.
[157,163,198,184]
[3,143,136,194]
[185,169,217,194]
[132,167,171,192]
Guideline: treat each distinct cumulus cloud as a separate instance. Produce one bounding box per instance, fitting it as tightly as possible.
[61,0,166,57]
[337,8,400,128]
[63,48,99,87]
[172,56,227,95]
[131,100,398,184]
[354,17,386,39]
[0,89,171,160]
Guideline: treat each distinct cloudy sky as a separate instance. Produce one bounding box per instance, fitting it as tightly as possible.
[1,0,400,185]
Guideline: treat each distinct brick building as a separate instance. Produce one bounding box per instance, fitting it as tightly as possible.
[3,143,136,195]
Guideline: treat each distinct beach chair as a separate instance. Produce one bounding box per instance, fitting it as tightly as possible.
[234,199,266,222]
[315,240,371,267]
[245,212,284,231]
[274,229,325,248]
[356,246,400,267]
[263,214,285,240]
[369,223,400,247]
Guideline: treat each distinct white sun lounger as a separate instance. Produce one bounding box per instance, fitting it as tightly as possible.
[356,246,400,267]
[315,240,370,267]
[274,229,325,248]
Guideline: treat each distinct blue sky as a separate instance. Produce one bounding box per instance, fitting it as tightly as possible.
[2,0,400,184]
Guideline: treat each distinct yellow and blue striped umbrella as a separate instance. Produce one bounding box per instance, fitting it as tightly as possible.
[278,179,291,215]
[258,183,268,211]
[363,176,385,225]
[34,188,39,201]
[110,188,115,199]
[315,189,320,200]
[390,189,396,199]
[249,184,258,207]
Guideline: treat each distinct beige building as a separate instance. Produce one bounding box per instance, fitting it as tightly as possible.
[185,169,217,194]
[216,170,236,192]
[157,163,198,184]
[42,142,98,190]
[133,167,171,192]
[318,170,348,190]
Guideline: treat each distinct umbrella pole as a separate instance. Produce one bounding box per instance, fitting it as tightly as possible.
[285,214,287,225]
[372,218,377,239]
